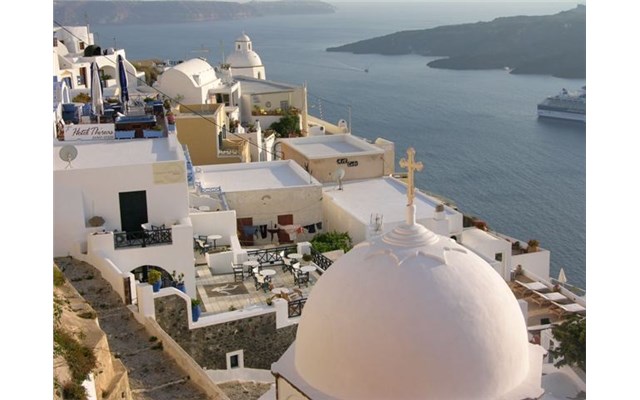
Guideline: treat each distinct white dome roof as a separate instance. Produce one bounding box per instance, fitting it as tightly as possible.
[226,51,263,68]
[236,33,252,42]
[293,207,544,399]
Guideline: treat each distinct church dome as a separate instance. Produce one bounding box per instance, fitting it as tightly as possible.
[226,33,264,68]
[293,207,544,399]
[226,51,263,68]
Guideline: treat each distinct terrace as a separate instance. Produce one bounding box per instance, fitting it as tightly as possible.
[192,244,334,317]
[56,98,170,141]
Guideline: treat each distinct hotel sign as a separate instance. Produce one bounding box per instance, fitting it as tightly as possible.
[64,123,115,141]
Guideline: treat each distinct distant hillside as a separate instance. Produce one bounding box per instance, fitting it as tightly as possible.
[327,5,585,78]
[53,0,336,25]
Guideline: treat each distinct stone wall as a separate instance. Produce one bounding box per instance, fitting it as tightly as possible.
[155,295,298,369]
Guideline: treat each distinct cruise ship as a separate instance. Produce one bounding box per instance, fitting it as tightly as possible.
[537,86,586,122]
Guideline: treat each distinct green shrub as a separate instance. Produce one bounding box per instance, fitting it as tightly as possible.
[310,231,353,253]
[54,267,66,287]
[72,93,91,104]
[54,328,97,383]
[62,381,87,400]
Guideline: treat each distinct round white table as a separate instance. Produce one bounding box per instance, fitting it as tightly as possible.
[287,253,302,261]
[198,205,210,211]
[301,265,316,273]
[260,269,276,277]
[271,287,290,295]
[207,234,222,248]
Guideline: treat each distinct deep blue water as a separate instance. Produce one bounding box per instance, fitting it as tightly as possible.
[88,2,586,288]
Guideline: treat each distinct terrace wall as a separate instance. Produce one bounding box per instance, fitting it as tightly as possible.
[155,295,297,370]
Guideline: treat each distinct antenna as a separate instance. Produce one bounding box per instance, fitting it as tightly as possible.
[59,145,78,169]
[335,167,345,190]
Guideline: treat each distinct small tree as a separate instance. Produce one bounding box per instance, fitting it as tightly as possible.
[549,314,586,371]
[269,112,300,138]
[311,231,353,253]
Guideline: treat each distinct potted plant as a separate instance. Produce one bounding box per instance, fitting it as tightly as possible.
[191,298,202,322]
[527,239,540,253]
[302,253,313,265]
[172,270,185,293]
[148,269,162,293]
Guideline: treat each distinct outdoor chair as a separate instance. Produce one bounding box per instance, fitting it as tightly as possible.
[549,301,586,318]
[196,239,212,255]
[232,265,245,282]
[282,257,292,273]
[294,270,309,288]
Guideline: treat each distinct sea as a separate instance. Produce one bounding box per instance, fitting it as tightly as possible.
[88,2,586,289]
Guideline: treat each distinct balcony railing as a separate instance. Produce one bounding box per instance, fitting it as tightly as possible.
[246,244,298,266]
[310,247,334,272]
[288,297,307,318]
[114,228,173,249]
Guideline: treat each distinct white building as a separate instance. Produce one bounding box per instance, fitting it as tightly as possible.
[271,204,545,399]
[226,33,266,80]
[322,175,463,243]
[154,58,240,107]
[53,135,197,296]
[235,76,309,133]
[53,26,145,100]
[194,160,323,248]
[277,134,394,183]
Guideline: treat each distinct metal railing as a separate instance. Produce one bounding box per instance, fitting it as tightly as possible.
[114,228,173,249]
[246,244,297,266]
[288,297,307,318]
[310,247,334,272]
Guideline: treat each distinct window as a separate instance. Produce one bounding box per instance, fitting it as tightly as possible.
[79,41,85,50]
[226,350,243,369]
[230,355,239,368]
[540,317,550,325]
[237,44,241,50]
[494,252,503,262]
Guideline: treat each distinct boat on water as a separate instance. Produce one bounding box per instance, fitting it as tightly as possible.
[537,86,586,122]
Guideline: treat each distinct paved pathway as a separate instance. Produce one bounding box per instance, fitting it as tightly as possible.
[54,257,217,400]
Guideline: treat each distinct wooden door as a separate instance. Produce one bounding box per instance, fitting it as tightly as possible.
[119,190,148,232]
[237,217,254,246]
[278,214,293,244]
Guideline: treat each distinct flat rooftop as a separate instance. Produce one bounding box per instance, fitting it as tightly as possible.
[236,76,298,94]
[323,176,458,225]
[283,135,383,159]
[53,137,182,171]
[197,160,321,192]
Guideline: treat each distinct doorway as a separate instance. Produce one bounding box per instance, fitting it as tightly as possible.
[119,190,148,233]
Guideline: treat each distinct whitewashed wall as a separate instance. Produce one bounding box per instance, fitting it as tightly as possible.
[225,186,323,245]
[86,223,196,296]
[54,161,190,257]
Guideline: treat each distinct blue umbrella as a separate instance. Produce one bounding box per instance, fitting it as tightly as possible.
[90,62,104,116]
[117,54,129,107]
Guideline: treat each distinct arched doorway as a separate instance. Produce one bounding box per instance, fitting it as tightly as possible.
[131,265,175,289]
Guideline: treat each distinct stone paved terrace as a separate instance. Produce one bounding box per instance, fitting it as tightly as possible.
[194,251,318,315]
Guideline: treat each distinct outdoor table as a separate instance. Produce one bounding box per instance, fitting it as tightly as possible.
[260,269,276,277]
[207,234,222,248]
[288,253,302,261]
[271,287,290,295]
[300,265,316,273]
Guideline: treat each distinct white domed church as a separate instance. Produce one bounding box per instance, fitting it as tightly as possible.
[271,149,545,399]
[226,33,266,80]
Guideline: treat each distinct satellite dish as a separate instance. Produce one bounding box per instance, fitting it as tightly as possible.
[59,145,78,169]
[335,168,345,190]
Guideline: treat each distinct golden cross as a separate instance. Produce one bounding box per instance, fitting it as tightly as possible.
[399,147,424,206]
